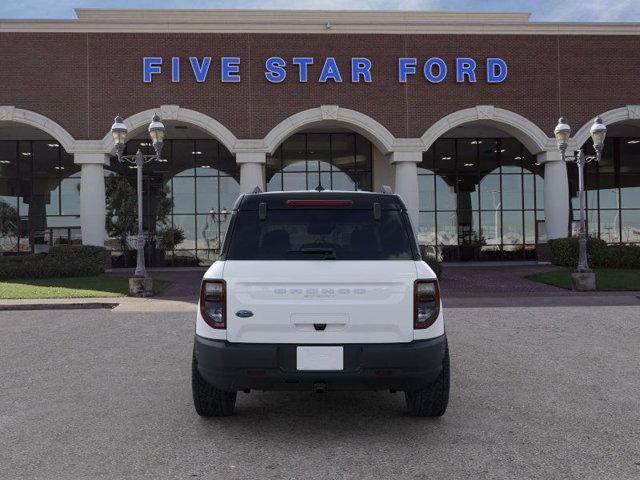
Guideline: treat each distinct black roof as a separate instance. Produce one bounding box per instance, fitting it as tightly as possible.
[235,190,407,211]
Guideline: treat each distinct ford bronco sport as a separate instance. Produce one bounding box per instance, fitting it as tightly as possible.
[192,190,449,417]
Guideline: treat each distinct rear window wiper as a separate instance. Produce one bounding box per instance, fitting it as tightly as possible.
[289,248,337,259]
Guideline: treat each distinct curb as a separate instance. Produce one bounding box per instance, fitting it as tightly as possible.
[0,302,119,311]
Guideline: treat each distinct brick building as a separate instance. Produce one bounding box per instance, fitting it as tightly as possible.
[0,9,638,264]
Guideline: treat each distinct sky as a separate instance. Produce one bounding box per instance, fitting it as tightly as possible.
[0,0,639,22]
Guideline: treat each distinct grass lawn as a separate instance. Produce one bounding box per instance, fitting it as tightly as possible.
[0,276,172,299]
[526,268,640,291]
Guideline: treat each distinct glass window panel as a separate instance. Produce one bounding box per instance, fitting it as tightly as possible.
[478,139,498,175]
[479,175,501,212]
[0,141,18,178]
[481,210,501,246]
[60,150,79,177]
[417,212,436,246]
[457,210,480,241]
[499,138,522,173]
[599,210,620,243]
[196,177,218,214]
[524,210,536,245]
[352,171,372,191]
[267,172,283,191]
[282,172,308,191]
[456,176,479,210]
[172,215,197,250]
[0,180,20,252]
[419,147,435,174]
[598,175,619,209]
[456,139,478,172]
[172,140,195,176]
[435,139,455,174]
[621,138,640,174]
[219,176,239,212]
[219,145,239,180]
[18,141,32,177]
[60,177,80,215]
[355,134,371,171]
[435,175,456,211]
[194,139,218,175]
[535,174,544,210]
[502,210,523,246]
[596,138,615,173]
[46,216,81,228]
[308,172,332,191]
[620,175,640,208]
[197,213,222,253]
[281,135,306,171]
[621,210,640,243]
[419,175,435,211]
[436,211,458,245]
[501,175,523,210]
[331,170,356,191]
[307,134,331,173]
[523,174,536,210]
[171,177,195,214]
[32,141,58,177]
[330,134,354,172]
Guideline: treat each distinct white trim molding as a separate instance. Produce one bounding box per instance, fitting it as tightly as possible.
[100,105,239,155]
[571,105,640,149]
[421,105,553,154]
[0,106,76,153]
[263,105,397,155]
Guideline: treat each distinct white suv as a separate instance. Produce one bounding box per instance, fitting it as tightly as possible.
[192,190,449,417]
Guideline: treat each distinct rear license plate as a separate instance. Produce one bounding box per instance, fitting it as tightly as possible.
[296,346,344,371]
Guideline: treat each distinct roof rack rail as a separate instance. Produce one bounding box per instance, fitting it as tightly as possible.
[251,186,263,194]
[380,185,393,194]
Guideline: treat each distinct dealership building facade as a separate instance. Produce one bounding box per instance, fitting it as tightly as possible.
[0,9,639,264]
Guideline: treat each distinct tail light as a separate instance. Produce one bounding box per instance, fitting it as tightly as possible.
[414,280,440,329]
[200,280,226,329]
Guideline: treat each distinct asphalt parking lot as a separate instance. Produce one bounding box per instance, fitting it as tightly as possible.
[1,303,639,480]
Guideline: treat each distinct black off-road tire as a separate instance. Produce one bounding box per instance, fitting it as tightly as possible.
[192,350,237,417]
[405,343,450,417]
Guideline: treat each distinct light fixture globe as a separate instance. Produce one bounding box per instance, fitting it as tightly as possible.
[590,116,607,151]
[110,115,128,146]
[554,117,571,153]
[148,114,165,143]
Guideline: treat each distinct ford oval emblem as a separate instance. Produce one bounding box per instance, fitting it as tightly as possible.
[236,310,254,318]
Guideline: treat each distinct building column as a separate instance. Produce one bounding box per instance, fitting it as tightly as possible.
[538,151,569,240]
[237,152,266,193]
[391,150,422,231]
[75,153,109,246]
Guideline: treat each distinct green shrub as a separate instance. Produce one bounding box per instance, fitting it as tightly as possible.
[549,237,640,269]
[0,246,107,280]
[164,254,201,267]
[549,237,607,267]
[595,245,640,269]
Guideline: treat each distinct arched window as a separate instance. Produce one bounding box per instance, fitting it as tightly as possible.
[267,133,373,192]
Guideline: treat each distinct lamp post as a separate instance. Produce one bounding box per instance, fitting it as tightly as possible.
[111,114,165,294]
[553,116,607,290]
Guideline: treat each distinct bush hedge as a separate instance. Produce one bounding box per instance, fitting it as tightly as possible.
[549,237,640,269]
[0,246,107,280]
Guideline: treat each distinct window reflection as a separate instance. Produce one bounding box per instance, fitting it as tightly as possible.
[266,133,373,192]
[569,136,640,245]
[106,138,239,266]
[419,137,542,261]
[0,140,80,253]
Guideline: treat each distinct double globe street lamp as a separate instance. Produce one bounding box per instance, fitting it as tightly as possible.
[553,116,607,291]
[111,114,165,295]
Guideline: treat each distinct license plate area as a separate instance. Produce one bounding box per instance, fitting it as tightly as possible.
[296,346,344,371]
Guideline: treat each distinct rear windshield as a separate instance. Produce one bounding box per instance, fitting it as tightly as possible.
[224,209,416,260]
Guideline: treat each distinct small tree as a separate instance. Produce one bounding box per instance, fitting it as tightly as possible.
[105,176,172,251]
[0,200,19,251]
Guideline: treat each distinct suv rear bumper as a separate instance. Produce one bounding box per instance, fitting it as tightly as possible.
[194,334,447,392]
